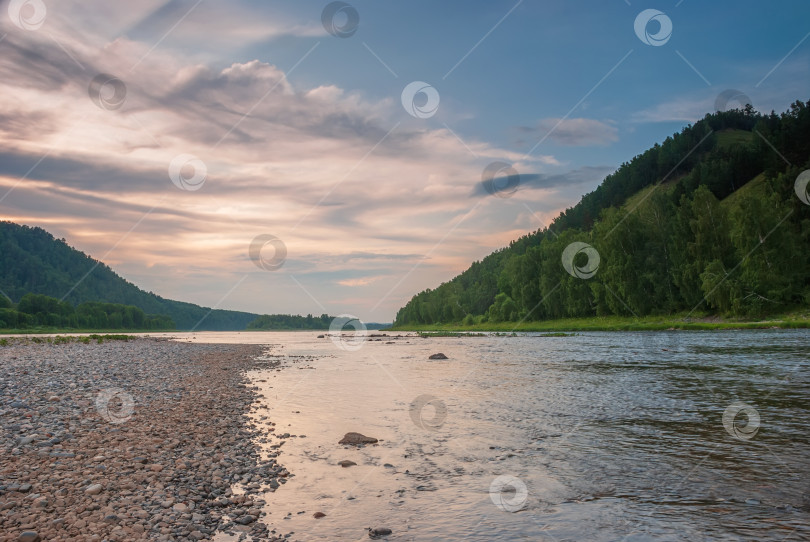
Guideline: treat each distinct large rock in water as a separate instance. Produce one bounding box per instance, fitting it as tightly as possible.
[429,353,448,360]
[339,432,378,445]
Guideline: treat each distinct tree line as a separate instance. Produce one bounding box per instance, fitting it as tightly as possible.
[246,313,334,330]
[0,293,175,330]
[394,102,810,326]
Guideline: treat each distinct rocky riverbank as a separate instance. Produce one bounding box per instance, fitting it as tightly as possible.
[0,337,290,541]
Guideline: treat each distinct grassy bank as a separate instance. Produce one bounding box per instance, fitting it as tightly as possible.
[389,311,810,332]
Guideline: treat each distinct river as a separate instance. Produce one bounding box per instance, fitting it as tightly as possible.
[175,329,808,541]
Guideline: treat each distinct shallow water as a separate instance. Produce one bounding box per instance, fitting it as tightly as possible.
[201,330,809,540]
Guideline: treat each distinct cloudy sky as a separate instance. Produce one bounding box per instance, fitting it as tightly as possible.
[1,0,808,322]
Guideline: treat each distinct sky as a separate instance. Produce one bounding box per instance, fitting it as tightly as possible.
[0,0,808,323]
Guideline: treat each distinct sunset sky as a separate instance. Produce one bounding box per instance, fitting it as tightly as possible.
[1,0,808,322]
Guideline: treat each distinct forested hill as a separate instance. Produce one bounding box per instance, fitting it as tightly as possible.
[0,222,259,330]
[394,102,810,326]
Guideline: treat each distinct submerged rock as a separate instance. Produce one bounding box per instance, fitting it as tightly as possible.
[338,460,357,468]
[428,353,448,360]
[339,432,378,445]
[369,527,393,538]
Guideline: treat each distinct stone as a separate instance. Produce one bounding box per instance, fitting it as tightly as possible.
[18,533,40,542]
[313,512,326,519]
[0,339,295,542]
[49,452,76,458]
[428,353,448,360]
[84,484,103,495]
[369,527,392,537]
[338,460,357,467]
[339,432,378,445]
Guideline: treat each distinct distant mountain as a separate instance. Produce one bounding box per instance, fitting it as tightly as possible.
[363,322,393,330]
[0,222,259,330]
[245,314,392,331]
[394,103,810,326]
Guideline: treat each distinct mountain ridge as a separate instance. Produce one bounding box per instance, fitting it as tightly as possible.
[0,221,259,330]
[393,103,810,326]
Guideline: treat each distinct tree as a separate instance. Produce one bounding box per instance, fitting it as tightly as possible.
[392,103,810,327]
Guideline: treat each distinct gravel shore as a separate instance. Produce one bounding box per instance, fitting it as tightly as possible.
[0,337,289,541]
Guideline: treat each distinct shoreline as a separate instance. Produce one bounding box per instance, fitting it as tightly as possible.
[0,338,289,541]
[389,313,810,333]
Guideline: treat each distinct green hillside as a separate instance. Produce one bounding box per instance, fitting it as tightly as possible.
[0,222,259,330]
[393,102,810,328]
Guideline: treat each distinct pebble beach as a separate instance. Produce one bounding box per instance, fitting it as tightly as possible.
[0,337,290,541]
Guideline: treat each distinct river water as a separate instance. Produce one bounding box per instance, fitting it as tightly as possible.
[180,330,808,541]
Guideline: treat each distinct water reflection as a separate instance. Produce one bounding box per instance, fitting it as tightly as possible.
[233,330,807,541]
